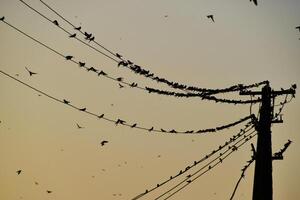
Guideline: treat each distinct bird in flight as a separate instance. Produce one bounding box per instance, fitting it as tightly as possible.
[76,123,84,129]
[250,0,258,6]
[100,140,108,146]
[74,26,81,31]
[25,67,37,76]
[69,33,76,38]
[118,83,124,88]
[296,26,300,32]
[16,170,22,175]
[207,15,215,23]
[0,16,4,21]
[52,20,59,26]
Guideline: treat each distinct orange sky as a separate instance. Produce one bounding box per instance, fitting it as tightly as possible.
[0,0,300,199]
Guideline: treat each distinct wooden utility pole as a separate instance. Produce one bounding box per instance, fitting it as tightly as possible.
[240,82,296,200]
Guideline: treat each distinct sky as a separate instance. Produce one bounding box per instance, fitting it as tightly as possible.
[0,0,300,199]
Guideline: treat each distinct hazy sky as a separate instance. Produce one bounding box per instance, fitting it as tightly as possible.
[0,0,299,199]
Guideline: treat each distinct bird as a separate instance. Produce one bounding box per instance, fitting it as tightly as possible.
[16,170,22,175]
[79,107,86,111]
[34,181,39,185]
[207,15,215,22]
[98,114,104,119]
[116,53,122,59]
[76,123,84,129]
[84,32,92,39]
[74,26,81,31]
[87,67,97,72]
[79,62,85,67]
[98,70,107,76]
[115,119,126,125]
[52,20,59,26]
[69,33,76,38]
[118,83,124,88]
[0,16,4,21]
[63,99,70,104]
[65,55,73,60]
[116,77,123,82]
[161,129,166,132]
[296,26,300,32]
[131,123,137,128]
[187,180,192,183]
[148,127,154,132]
[46,190,52,194]
[250,0,258,6]
[25,67,37,76]
[88,36,95,42]
[100,140,108,146]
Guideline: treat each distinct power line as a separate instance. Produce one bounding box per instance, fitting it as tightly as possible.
[36,0,268,94]
[0,70,255,134]
[131,122,256,200]
[0,18,261,104]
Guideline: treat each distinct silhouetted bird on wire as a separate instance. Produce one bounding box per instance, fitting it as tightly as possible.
[74,26,81,31]
[25,67,37,76]
[65,55,73,60]
[63,99,70,104]
[207,15,215,22]
[46,190,52,194]
[88,36,95,42]
[79,62,85,67]
[16,170,22,175]
[296,26,300,32]
[0,16,4,21]
[100,140,108,146]
[87,67,97,72]
[52,20,59,26]
[148,127,154,132]
[116,53,122,59]
[76,123,84,129]
[116,77,123,82]
[250,0,258,6]
[131,123,137,128]
[84,32,92,39]
[98,114,104,118]
[79,107,86,112]
[69,33,76,38]
[115,119,126,125]
[98,70,107,76]
[187,180,192,183]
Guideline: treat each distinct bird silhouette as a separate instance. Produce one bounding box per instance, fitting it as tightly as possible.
[98,114,104,118]
[116,53,122,59]
[100,140,108,146]
[296,26,300,32]
[46,190,52,194]
[79,107,86,111]
[88,36,95,42]
[98,70,107,76]
[87,67,97,72]
[148,127,154,132]
[131,123,137,128]
[116,77,123,82]
[161,129,166,132]
[207,15,215,22]
[65,55,73,60]
[187,180,192,183]
[115,119,126,125]
[25,67,37,76]
[250,0,258,6]
[53,20,59,26]
[79,62,85,67]
[118,83,124,88]
[63,99,70,104]
[69,33,76,38]
[76,123,84,129]
[84,32,92,39]
[130,82,138,87]
[127,60,133,65]
[74,26,81,31]
[0,16,4,21]
[16,170,22,175]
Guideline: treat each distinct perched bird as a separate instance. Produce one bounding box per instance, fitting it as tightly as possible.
[25,67,37,76]
[98,114,104,118]
[100,140,108,146]
[46,190,52,194]
[76,123,84,129]
[63,99,70,104]
[69,33,76,38]
[116,53,122,59]
[207,15,215,22]
[118,83,124,88]
[98,70,107,76]
[74,26,81,31]
[65,55,73,60]
[115,119,126,125]
[118,61,128,67]
[0,16,4,21]
[16,170,22,175]
[250,0,258,6]
[116,77,123,82]
[161,129,166,132]
[52,20,59,26]
[187,180,192,183]
[131,123,137,128]
[148,127,154,132]
[87,67,97,72]
[79,62,85,67]
[88,36,95,42]
[130,82,138,87]
[186,174,191,178]
[127,60,133,65]
[79,107,86,111]
[84,32,92,39]
[296,26,300,32]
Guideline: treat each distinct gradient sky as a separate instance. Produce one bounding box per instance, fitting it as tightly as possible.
[0,0,300,199]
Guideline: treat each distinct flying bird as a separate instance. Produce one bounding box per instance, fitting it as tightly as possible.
[25,67,37,76]
[74,26,81,30]
[296,26,300,32]
[69,33,76,38]
[16,170,22,175]
[100,140,108,146]
[118,83,124,88]
[76,123,84,129]
[250,0,258,6]
[53,20,59,26]
[0,16,4,21]
[63,99,70,104]
[207,15,215,22]
[65,55,73,60]
[79,107,86,112]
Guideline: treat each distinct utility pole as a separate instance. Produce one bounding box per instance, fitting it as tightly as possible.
[240,82,296,200]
